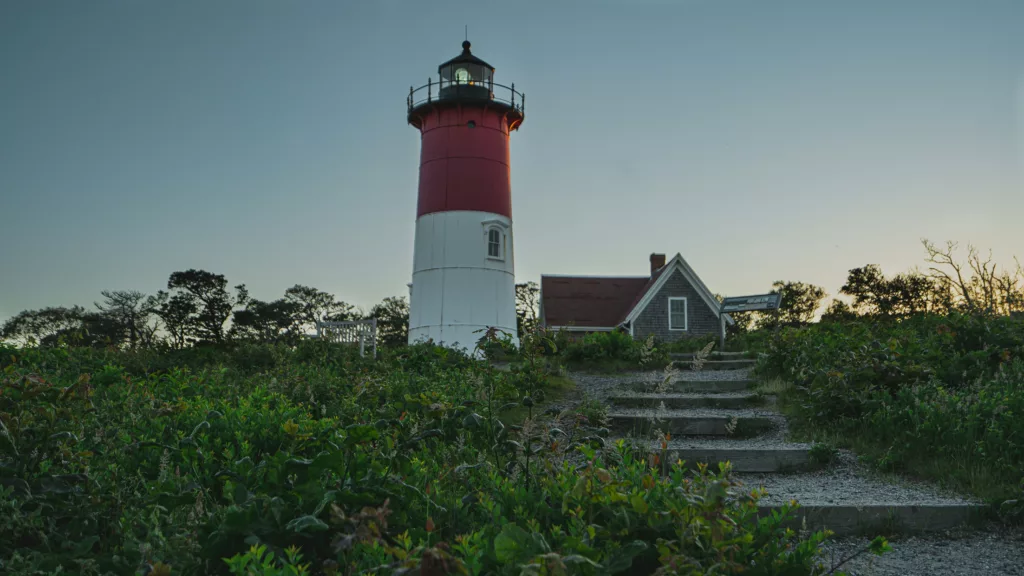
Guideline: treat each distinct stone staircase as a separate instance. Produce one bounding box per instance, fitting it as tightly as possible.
[597,353,987,537]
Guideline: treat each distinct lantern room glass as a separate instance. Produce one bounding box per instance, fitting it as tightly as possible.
[440,63,492,88]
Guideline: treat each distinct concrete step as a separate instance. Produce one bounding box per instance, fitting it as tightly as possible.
[620,436,810,473]
[758,504,986,537]
[609,393,765,409]
[624,379,754,393]
[609,408,778,437]
[672,359,756,371]
[739,451,987,536]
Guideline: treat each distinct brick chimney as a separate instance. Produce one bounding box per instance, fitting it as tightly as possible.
[649,253,666,275]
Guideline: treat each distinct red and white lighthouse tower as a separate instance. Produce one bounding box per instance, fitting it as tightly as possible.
[406,40,525,351]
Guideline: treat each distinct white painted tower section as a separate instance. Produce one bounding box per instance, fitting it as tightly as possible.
[408,210,518,352]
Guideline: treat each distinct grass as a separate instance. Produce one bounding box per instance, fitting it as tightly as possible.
[498,373,577,424]
[757,314,1024,515]
[772,393,1015,506]
[561,358,669,374]
[807,443,840,470]
[754,377,795,396]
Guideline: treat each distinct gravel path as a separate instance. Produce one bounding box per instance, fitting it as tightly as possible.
[819,528,1024,575]
[738,450,980,506]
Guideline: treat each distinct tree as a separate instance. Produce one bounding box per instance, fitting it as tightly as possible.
[756,281,827,329]
[0,306,88,346]
[230,299,301,343]
[515,282,540,337]
[922,239,1023,315]
[93,290,159,349]
[283,285,356,334]
[165,269,248,344]
[369,296,409,348]
[819,299,858,324]
[152,290,198,349]
[840,264,949,319]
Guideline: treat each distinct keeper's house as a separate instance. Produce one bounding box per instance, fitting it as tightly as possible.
[539,253,734,341]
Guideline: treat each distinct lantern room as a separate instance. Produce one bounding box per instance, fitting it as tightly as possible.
[438,40,494,99]
[407,40,525,131]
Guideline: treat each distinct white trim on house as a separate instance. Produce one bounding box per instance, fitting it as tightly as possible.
[668,297,688,331]
[539,274,650,279]
[622,253,734,327]
[547,325,616,332]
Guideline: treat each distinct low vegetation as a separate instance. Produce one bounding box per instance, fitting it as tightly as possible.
[560,332,667,371]
[758,313,1024,509]
[750,240,1024,511]
[4,237,1014,572]
[1,339,865,575]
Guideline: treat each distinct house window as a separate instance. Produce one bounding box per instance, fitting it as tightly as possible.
[668,297,688,331]
[487,228,502,259]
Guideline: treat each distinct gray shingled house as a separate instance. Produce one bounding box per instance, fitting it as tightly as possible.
[538,253,734,341]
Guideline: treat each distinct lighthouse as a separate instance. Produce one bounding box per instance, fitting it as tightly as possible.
[406,40,525,352]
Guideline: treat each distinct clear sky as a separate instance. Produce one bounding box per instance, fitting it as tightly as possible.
[1,0,1022,320]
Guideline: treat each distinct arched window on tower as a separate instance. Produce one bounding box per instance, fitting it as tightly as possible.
[487,228,502,259]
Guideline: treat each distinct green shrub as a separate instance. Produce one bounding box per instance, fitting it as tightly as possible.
[562,331,668,369]
[0,341,849,574]
[758,312,1024,501]
[660,333,718,354]
[659,329,773,355]
[808,443,839,470]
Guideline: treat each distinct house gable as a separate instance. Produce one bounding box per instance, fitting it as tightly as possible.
[622,253,732,329]
[631,269,721,340]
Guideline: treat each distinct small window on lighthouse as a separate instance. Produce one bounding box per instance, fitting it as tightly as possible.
[487,228,502,259]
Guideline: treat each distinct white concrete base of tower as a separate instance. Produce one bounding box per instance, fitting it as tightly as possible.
[408,210,518,353]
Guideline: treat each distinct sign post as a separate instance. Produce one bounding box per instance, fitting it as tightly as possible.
[718,293,783,350]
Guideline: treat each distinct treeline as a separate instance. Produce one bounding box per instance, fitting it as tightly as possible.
[3,239,1019,350]
[0,269,412,349]
[0,267,544,351]
[728,239,1024,332]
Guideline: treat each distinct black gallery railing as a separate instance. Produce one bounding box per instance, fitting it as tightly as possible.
[407,79,525,115]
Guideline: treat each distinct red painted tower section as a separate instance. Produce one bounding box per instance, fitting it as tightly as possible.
[416,107,514,218]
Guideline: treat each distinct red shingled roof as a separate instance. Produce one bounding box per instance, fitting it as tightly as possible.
[540,275,651,328]
[622,265,669,318]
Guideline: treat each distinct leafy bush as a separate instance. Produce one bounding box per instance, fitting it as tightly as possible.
[661,330,772,355]
[0,340,848,574]
[660,334,719,354]
[562,331,668,368]
[758,312,1024,501]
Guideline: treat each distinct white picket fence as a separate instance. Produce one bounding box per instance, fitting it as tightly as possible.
[315,319,378,358]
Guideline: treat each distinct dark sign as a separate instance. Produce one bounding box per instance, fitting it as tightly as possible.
[721,293,782,313]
